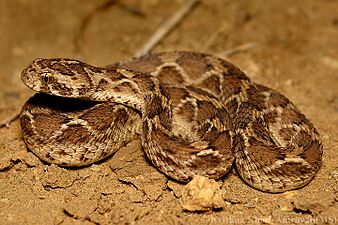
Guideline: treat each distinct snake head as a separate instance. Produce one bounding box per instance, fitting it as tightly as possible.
[21,58,102,98]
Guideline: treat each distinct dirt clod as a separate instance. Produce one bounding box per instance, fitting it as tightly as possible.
[180,175,224,211]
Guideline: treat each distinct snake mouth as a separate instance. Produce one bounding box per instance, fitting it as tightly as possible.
[26,93,101,113]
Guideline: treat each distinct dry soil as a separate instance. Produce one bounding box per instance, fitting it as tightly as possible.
[0,0,337,224]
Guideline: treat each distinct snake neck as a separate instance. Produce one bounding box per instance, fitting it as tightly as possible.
[94,70,174,132]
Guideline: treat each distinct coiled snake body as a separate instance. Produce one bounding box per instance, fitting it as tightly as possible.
[20,51,322,192]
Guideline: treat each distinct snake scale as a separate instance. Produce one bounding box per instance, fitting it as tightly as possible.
[20,51,322,193]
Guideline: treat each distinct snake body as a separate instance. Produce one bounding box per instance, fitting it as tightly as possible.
[20,51,322,192]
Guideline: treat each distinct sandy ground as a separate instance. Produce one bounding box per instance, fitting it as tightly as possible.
[0,0,337,224]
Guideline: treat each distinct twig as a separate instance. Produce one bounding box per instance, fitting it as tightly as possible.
[202,23,229,52]
[74,0,145,55]
[0,106,21,128]
[135,0,200,57]
[221,42,259,57]
[74,0,119,55]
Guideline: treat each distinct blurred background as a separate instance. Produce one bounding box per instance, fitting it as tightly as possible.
[1,0,337,109]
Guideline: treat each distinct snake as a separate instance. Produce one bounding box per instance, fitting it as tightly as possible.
[20,51,323,193]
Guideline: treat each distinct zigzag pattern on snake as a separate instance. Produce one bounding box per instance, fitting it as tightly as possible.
[20,51,322,193]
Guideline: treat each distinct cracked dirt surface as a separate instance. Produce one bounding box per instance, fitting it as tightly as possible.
[0,0,337,224]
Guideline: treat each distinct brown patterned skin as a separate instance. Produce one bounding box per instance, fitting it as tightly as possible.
[20,51,322,193]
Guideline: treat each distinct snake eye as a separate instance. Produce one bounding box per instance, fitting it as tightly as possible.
[42,72,53,84]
